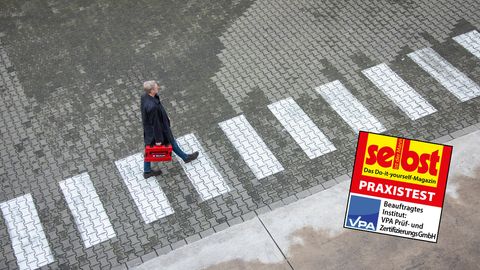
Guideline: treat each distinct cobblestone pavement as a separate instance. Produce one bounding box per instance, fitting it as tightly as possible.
[0,0,479,269]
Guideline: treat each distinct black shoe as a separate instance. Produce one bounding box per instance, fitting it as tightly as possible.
[143,169,163,179]
[184,151,199,163]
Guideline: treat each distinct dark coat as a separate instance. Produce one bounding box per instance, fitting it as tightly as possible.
[141,93,173,146]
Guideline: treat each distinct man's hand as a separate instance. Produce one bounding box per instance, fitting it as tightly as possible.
[155,142,163,146]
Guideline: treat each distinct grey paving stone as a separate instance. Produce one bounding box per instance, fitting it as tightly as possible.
[450,124,479,138]
[267,200,285,211]
[199,228,215,239]
[170,239,187,250]
[185,234,202,244]
[432,134,454,144]
[254,205,271,215]
[227,216,244,226]
[125,257,143,269]
[282,195,297,205]
[307,184,325,195]
[141,251,159,263]
[241,211,257,222]
[295,189,312,200]
[335,174,351,184]
[321,179,337,190]
[213,222,230,233]
[153,245,173,256]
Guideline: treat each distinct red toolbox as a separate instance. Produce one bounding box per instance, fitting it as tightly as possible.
[144,144,173,162]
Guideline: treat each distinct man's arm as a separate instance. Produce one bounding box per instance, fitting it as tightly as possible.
[141,99,147,126]
[152,108,164,144]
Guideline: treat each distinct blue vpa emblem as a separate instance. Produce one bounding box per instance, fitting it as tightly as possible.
[345,195,381,231]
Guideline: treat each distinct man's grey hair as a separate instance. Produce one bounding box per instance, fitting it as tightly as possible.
[143,80,158,94]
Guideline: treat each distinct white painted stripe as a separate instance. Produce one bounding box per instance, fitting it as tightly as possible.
[115,153,174,224]
[408,47,480,101]
[315,80,386,133]
[0,194,54,270]
[59,173,116,248]
[362,63,437,120]
[453,30,480,59]
[175,133,231,201]
[219,115,284,179]
[268,97,336,159]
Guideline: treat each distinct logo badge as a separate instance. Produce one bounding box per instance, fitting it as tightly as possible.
[346,195,381,231]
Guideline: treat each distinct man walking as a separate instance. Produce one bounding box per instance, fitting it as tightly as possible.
[141,80,199,179]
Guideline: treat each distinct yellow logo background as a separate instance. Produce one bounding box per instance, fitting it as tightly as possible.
[362,133,444,187]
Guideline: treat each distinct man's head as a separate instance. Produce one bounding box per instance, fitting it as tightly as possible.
[143,80,160,96]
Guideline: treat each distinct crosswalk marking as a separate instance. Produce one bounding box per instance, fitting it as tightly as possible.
[219,115,284,180]
[175,133,231,201]
[0,194,54,270]
[453,30,480,59]
[267,97,336,159]
[115,153,174,224]
[315,80,386,133]
[59,173,116,248]
[362,63,437,120]
[408,47,480,102]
